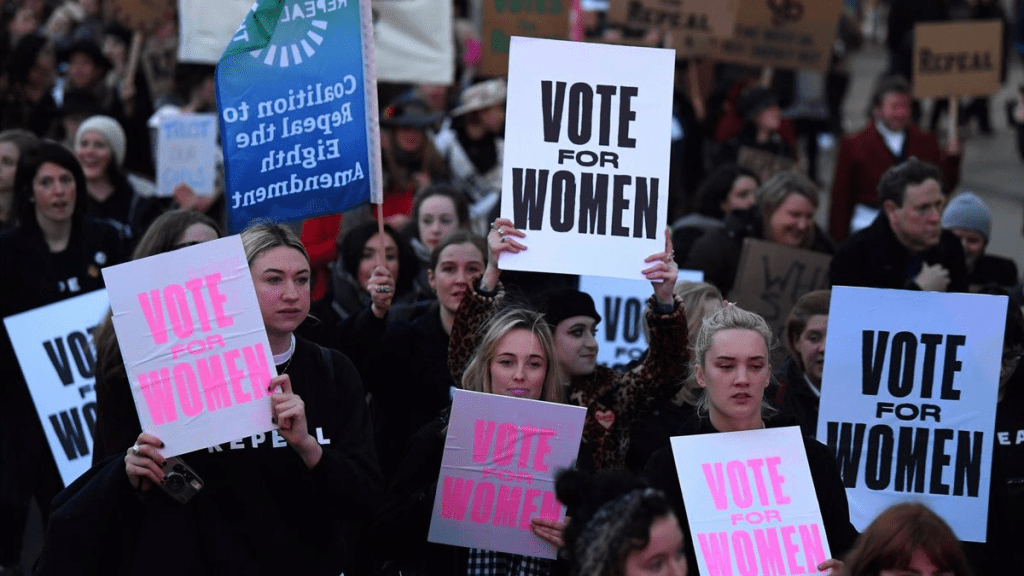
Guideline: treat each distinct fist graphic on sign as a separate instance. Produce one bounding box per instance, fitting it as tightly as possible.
[767,0,804,26]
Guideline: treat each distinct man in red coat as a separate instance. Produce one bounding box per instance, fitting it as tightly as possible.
[829,75,961,240]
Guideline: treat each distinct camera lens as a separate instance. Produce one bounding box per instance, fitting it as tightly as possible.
[164,474,185,493]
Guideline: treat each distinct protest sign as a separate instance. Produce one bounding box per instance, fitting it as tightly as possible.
[579,272,703,367]
[179,0,252,64]
[373,0,454,84]
[912,21,1003,99]
[672,426,832,576]
[156,113,218,197]
[736,147,796,185]
[480,0,571,77]
[101,236,277,457]
[681,0,842,71]
[216,0,382,232]
[500,37,674,280]
[816,287,1005,542]
[727,238,830,355]
[109,0,175,33]
[4,291,110,487]
[428,389,586,558]
[606,0,738,58]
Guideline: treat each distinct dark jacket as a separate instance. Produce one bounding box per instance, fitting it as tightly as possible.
[830,213,968,292]
[769,356,821,439]
[684,205,835,296]
[644,413,859,576]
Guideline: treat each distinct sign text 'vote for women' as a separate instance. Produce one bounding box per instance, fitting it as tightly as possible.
[429,390,586,559]
[500,37,674,281]
[102,236,276,456]
[672,427,832,576]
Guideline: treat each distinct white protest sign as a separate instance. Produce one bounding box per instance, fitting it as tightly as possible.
[428,389,586,559]
[4,290,110,487]
[373,0,454,84]
[178,0,252,64]
[671,427,832,576]
[102,236,276,457]
[816,287,1005,542]
[579,271,702,366]
[157,113,218,197]
[500,37,675,280]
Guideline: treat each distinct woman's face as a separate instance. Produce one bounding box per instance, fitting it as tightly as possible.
[879,549,953,576]
[75,130,113,181]
[394,127,425,153]
[418,195,460,250]
[0,142,20,191]
[489,328,548,400]
[251,246,311,342]
[428,242,485,315]
[624,513,688,576]
[32,161,76,225]
[720,175,758,214]
[176,223,219,249]
[793,314,827,386]
[357,232,399,291]
[768,193,815,247]
[695,328,770,431]
[553,316,598,378]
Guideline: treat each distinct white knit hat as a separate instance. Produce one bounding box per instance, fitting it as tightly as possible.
[75,115,126,168]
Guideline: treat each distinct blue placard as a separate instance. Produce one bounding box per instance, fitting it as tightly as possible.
[216,0,380,232]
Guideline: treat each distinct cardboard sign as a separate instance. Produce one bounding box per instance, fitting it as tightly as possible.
[816,287,1005,542]
[736,147,796,185]
[374,0,454,84]
[480,0,571,77]
[179,0,252,64]
[101,236,277,457]
[912,20,1003,99]
[216,0,381,232]
[428,389,586,558]
[606,0,738,58]
[156,113,218,197]
[4,291,111,487]
[672,427,833,576]
[682,0,842,71]
[500,37,674,280]
[108,0,176,33]
[579,272,703,367]
[727,238,830,351]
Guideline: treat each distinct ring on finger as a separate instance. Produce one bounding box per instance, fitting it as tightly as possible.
[131,444,141,455]
[375,285,391,293]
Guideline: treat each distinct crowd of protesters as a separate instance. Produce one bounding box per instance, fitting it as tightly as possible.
[1,1,1023,575]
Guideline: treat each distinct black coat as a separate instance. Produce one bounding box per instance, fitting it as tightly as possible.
[768,356,821,439]
[644,413,859,576]
[829,213,968,292]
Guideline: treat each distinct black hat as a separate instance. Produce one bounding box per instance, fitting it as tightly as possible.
[62,38,111,70]
[540,288,602,328]
[735,85,778,122]
[380,93,443,129]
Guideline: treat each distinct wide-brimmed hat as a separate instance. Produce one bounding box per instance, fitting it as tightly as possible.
[451,79,507,117]
[380,93,443,129]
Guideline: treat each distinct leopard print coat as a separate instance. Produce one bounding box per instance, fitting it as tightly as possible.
[448,282,689,471]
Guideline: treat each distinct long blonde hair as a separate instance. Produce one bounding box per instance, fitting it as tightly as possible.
[461,307,564,403]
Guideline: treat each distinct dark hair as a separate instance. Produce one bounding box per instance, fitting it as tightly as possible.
[877,157,944,207]
[692,164,759,219]
[785,290,831,372]
[7,33,52,85]
[428,230,487,272]
[94,210,224,384]
[410,184,470,242]
[0,128,41,153]
[837,503,973,576]
[14,141,88,228]
[339,221,416,296]
[869,75,912,111]
[558,469,678,576]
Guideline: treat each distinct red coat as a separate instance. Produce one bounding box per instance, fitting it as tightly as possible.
[829,123,961,240]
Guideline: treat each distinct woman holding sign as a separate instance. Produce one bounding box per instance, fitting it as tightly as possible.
[370,306,565,576]
[447,217,688,472]
[643,304,858,576]
[120,224,381,576]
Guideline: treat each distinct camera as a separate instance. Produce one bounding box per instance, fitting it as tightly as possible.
[158,457,204,504]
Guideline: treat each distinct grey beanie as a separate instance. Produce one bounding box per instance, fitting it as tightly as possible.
[942,192,991,241]
[75,115,126,168]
